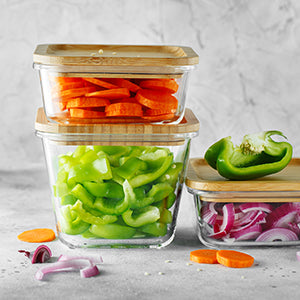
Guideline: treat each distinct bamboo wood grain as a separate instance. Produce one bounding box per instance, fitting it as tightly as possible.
[33,44,199,67]
[186,158,300,193]
[35,107,199,135]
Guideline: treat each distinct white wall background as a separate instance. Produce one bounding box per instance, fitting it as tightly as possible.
[1,0,300,171]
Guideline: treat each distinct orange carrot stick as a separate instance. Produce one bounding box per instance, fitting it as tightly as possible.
[216,250,254,268]
[82,78,119,89]
[190,249,219,264]
[105,102,143,117]
[18,228,56,243]
[139,79,179,93]
[135,89,178,110]
[66,97,110,109]
[85,88,130,99]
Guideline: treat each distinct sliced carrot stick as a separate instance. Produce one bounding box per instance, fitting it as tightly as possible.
[105,102,143,117]
[142,113,175,121]
[135,89,178,110]
[190,249,219,264]
[108,78,141,92]
[18,228,56,243]
[82,77,119,89]
[85,88,130,99]
[144,107,176,116]
[139,79,179,93]
[66,97,110,109]
[69,108,106,118]
[216,250,254,268]
[53,86,96,102]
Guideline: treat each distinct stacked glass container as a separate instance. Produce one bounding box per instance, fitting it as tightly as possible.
[33,44,199,248]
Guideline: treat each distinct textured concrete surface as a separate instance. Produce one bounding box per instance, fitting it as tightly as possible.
[0,169,299,299]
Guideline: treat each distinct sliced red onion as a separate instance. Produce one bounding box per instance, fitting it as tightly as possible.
[18,245,52,264]
[233,211,258,227]
[58,255,103,265]
[202,202,218,225]
[255,228,299,242]
[209,203,235,239]
[287,222,300,236]
[265,203,298,229]
[231,224,262,240]
[231,211,266,233]
[35,259,100,280]
[239,203,273,214]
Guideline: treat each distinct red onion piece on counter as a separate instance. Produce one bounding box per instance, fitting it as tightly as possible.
[209,203,235,239]
[18,245,52,264]
[255,228,299,242]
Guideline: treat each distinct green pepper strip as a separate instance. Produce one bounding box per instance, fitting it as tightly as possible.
[72,200,117,225]
[139,222,167,237]
[204,131,293,180]
[128,154,173,188]
[59,205,90,235]
[89,223,136,239]
[122,206,160,227]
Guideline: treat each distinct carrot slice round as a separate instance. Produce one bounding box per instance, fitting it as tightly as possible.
[139,79,179,93]
[216,250,254,268]
[66,97,110,109]
[69,108,106,118]
[135,89,178,110]
[86,88,130,99]
[144,107,176,116]
[18,228,56,243]
[105,102,143,117]
[108,78,141,92]
[190,249,219,264]
[50,76,83,84]
[52,81,85,93]
[53,86,96,102]
[82,78,119,89]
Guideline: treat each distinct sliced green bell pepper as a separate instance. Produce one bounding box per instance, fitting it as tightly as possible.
[156,162,183,187]
[139,222,167,237]
[93,196,129,215]
[71,184,95,207]
[72,200,117,225]
[83,181,124,199]
[128,153,173,188]
[89,223,136,239]
[205,131,293,180]
[115,157,147,179]
[59,205,90,235]
[122,206,160,227]
[147,183,173,203]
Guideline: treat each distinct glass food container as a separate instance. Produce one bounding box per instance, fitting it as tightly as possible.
[35,108,199,248]
[186,158,300,248]
[33,44,199,124]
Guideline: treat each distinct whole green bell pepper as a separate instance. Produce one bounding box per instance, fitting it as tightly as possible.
[205,130,293,180]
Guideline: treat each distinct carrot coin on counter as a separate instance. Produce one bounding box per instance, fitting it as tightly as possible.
[190,249,218,264]
[18,228,56,243]
[216,250,254,268]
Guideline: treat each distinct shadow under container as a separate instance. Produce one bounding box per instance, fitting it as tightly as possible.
[33,44,199,125]
[35,108,199,248]
[186,158,300,248]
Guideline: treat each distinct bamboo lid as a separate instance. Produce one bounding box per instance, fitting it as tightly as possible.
[35,107,199,135]
[33,44,199,67]
[186,158,300,193]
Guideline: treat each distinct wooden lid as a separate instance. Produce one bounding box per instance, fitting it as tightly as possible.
[186,158,300,194]
[35,107,199,135]
[33,44,199,67]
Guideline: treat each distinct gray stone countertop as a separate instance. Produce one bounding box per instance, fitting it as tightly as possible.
[0,168,299,300]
